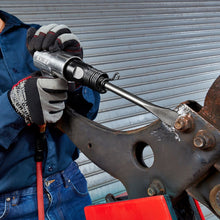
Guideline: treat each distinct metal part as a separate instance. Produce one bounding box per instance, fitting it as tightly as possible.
[104,82,178,127]
[199,76,220,130]
[33,51,76,80]
[193,130,216,150]
[209,184,220,216]
[147,180,165,196]
[58,100,220,212]
[57,76,220,217]
[33,51,109,93]
[174,114,194,132]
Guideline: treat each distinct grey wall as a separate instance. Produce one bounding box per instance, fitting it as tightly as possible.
[1,1,219,219]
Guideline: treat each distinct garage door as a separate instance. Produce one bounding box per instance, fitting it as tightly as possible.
[1,1,219,219]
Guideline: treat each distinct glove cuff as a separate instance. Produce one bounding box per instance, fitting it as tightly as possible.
[9,76,32,124]
[10,75,67,125]
[25,77,44,125]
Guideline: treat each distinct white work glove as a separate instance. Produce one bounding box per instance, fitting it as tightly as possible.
[9,74,68,125]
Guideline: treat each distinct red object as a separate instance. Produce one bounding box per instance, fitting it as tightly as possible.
[85,196,173,220]
[193,199,205,220]
[36,162,45,220]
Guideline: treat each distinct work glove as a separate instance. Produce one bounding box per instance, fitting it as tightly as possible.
[26,24,83,59]
[9,73,68,125]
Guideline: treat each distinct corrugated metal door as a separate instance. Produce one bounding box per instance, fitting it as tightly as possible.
[1,1,219,219]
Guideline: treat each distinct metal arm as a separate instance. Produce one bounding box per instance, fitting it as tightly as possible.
[57,77,220,217]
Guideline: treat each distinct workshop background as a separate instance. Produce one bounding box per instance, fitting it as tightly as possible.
[1,0,219,219]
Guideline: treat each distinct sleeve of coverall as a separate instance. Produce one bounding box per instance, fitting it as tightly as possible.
[0,91,26,149]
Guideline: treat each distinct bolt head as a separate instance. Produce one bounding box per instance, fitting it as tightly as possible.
[174,114,193,132]
[147,187,156,196]
[193,136,206,148]
[147,180,165,197]
[174,119,185,130]
[193,130,215,150]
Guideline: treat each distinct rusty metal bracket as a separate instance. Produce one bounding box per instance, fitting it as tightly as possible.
[57,76,220,217]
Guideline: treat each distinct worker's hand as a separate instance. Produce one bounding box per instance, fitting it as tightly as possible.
[26,24,83,58]
[9,73,68,125]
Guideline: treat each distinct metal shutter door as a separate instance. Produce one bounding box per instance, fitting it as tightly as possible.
[2,1,219,219]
